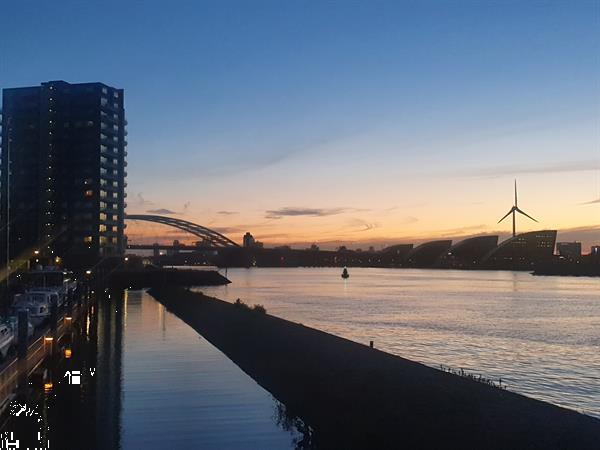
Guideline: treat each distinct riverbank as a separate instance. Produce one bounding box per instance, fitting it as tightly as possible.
[149,287,600,449]
[107,268,230,289]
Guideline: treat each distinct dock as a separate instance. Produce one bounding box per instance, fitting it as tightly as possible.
[0,289,91,416]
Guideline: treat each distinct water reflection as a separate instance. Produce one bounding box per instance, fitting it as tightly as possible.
[1,290,308,449]
[201,267,600,417]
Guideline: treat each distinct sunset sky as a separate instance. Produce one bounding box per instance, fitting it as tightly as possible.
[2,1,599,249]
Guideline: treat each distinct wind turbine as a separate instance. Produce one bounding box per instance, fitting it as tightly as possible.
[498,180,538,237]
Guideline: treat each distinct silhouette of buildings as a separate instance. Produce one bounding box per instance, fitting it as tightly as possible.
[404,240,452,268]
[1,80,127,267]
[556,242,582,259]
[438,236,499,269]
[481,230,557,270]
[243,232,255,248]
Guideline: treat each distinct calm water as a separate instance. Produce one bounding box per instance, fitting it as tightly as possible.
[121,290,304,449]
[200,267,600,417]
[2,290,307,449]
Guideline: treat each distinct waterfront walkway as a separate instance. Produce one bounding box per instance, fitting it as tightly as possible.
[150,287,600,450]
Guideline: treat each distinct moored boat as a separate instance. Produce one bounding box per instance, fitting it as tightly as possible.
[0,323,14,359]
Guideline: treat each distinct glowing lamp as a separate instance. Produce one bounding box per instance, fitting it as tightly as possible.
[64,348,72,359]
[44,382,53,392]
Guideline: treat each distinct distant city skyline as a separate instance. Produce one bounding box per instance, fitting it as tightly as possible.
[2,1,598,249]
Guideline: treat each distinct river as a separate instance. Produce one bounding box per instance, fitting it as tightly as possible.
[199,267,600,418]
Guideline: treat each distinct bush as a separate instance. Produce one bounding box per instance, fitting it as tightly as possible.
[252,304,267,314]
[234,298,249,309]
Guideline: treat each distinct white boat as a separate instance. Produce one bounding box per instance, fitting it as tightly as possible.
[25,267,77,306]
[12,292,52,327]
[0,323,14,359]
[5,316,35,340]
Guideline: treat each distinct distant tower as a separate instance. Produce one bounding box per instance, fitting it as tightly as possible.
[243,232,256,248]
[497,180,538,237]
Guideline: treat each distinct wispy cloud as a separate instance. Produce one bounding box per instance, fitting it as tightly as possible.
[455,160,599,178]
[580,198,600,205]
[147,208,179,215]
[265,207,350,219]
[137,193,154,206]
[345,218,381,232]
[402,216,419,224]
[217,210,238,215]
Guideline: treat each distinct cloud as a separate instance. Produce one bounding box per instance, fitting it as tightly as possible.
[454,160,599,178]
[146,208,179,215]
[265,207,349,219]
[402,216,419,224]
[346,218,381,232]
[580,198,600,205]
[217,210,238,215]
[137,193,153,206]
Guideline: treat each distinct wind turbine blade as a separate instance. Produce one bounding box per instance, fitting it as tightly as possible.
[515,207,538,222]
[514,179,518,207]
[497,209,513,223]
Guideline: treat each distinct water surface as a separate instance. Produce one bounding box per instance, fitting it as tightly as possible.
[121,290,304,449]
[200,267,600,417]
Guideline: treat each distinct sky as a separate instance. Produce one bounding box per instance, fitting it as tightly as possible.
[1,0,599,250]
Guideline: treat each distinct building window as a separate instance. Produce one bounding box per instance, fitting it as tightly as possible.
[100,190,107,198]
[99,224,107,232]
[83,236,93,244]
[102,87,108,94]
[100,213,107,221]
[99,236,108,246]
[101,97,108,107]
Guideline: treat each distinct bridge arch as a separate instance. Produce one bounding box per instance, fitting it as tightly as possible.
[125,214,240,248]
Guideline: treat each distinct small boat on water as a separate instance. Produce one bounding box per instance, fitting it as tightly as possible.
[0,323,14,359]
[341,267,350,279]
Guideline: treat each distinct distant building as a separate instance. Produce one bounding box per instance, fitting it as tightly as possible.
[438,235,499,269]
[481,230,557,269]
[404,240,452,268]
[1,80,127,266]
[310,243,320,251]
[591,246,600,262]
[557,242,582,259]
[243,232,255,248]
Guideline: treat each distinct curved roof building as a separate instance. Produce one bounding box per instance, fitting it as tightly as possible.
[404,240,452,268]
[481,230,557,270]
[438,235,499,269]
[379,244,414,266]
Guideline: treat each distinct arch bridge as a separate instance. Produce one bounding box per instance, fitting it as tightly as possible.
[125,214,240,248]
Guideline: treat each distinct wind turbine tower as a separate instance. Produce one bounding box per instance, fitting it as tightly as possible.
[498,180,538,237]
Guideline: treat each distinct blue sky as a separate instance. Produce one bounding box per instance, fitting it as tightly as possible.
[1,1,599,247]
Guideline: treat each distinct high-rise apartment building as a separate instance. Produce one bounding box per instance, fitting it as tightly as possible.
[1,81,127,266]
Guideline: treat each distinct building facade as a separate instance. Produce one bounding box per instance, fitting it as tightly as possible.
[556,242,582,259]
[1,81,127,267]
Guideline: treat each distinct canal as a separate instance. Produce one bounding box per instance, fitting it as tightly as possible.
[1,290,308,449]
